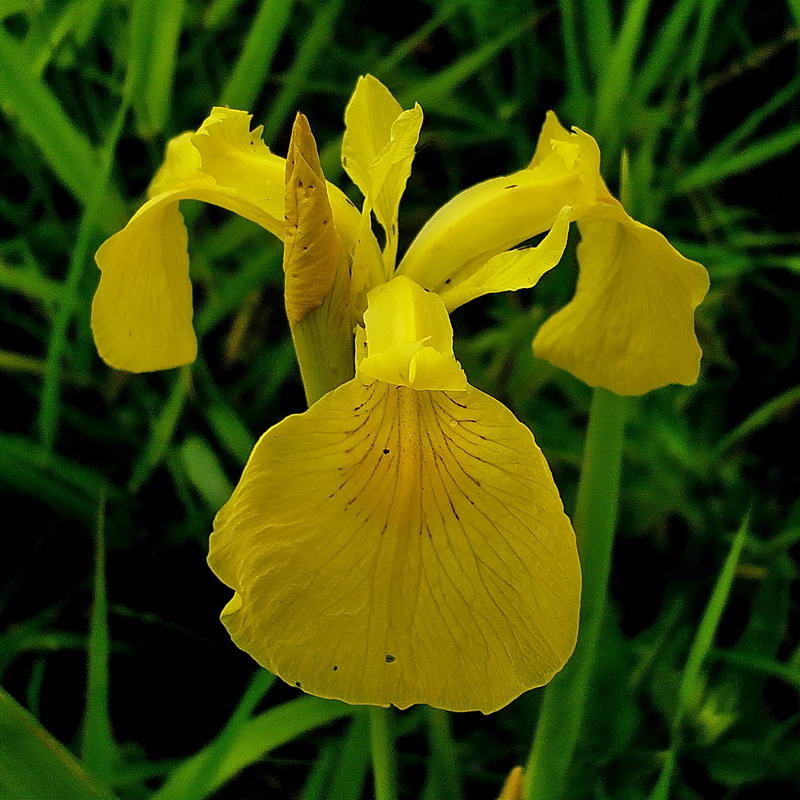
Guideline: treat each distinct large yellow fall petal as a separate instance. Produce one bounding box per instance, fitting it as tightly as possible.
[92,108,361,373]
[533,204,709,395]
[208,378,580,713]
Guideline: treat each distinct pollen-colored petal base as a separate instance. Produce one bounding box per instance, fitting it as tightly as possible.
[533,207,709,395]
[208,379,580,713]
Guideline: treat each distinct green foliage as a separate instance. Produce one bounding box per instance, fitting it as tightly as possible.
[0,0,798,798]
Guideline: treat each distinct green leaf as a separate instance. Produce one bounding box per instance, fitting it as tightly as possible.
[80,495,119,776]
[153,695,352,800]
[129,367,192,492]
[676,124,800,193]
[0,688,119,800]
[178,436,232,508]
[648,514,750,800]
[127,0,186,133]
[220,0,293,110]
[0,29,123,215]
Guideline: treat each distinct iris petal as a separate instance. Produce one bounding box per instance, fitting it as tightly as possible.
[208,378,580,713]
[92,108,360,373]
[533,204,709,395]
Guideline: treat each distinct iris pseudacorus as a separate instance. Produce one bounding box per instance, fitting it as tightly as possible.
[92,75,708,713]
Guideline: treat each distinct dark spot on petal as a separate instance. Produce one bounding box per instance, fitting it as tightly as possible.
[505,184,518,189]
[322,218,328,225]
[444,278,451,284]
[385,654,395,663]
[333,665,338,671]
[342,156,347,165]
[298,179,304,187]
[295,681,302,687]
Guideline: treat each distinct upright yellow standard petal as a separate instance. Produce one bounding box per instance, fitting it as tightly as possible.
[208,378,580,713]
[342,74,403,197]
[533,204,709,395]
[342,74,422,272]
[92,108,361,373]
[358,276,467,391]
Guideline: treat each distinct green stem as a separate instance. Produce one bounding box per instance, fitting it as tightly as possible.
[426,708,461,800]
[369,707,397,800]
[523,388,628,800]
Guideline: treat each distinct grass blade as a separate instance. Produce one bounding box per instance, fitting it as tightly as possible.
[328,711,371,800]
[220,0,293,110]
[714,385,800,457]
[129,367,192,492]
[128,0,186,134]
[0,29,122,214]
[80,493,119,776]
[593,0,652,144]
[0,688,119,800]
[36,100,129,450]
[178,435,233,508]
[177,670,275,800]
[648,514,750,800]
[262,0,346,142]
[676,123,800,192]
[153,695,352,800]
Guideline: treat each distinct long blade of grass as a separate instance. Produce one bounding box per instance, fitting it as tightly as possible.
[178,435,233,508]
[0,688,119,800]
[327,711,371,800]
[648,514,750,800]
[128,0,185,135]
[580,0,613,78]
[262,0,346,143]
[631,0,698,102]
[373,0,465,75]
[399,13,540,107]
[36,99,129,450]
[675,123,800,193]
[177,670,275,800]
[714,384,800,457]
[129,367,192,492]
[220,0,293,110]
[426,708,461,800]
[80,493,118,776]
[593,0,652,144]
[698,73,800,164]
[153,695,352,800]
[0,29,122,214]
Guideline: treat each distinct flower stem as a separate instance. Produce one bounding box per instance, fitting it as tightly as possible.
[523,387,628,800]
[369,707,398,800]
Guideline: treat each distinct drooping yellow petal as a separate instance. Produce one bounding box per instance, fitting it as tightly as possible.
[208,378,580,713]
[437,205,572,311]
[92,197,197,371]
[398,114,603,291]
[358,276,466,391]
[342,74,422,272]
[92,108,362,373]
[533,203,709,395]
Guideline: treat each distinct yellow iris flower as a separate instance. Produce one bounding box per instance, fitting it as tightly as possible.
[91,75,707,713]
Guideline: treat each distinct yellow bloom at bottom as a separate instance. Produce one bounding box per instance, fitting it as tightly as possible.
[208,279,580,713]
